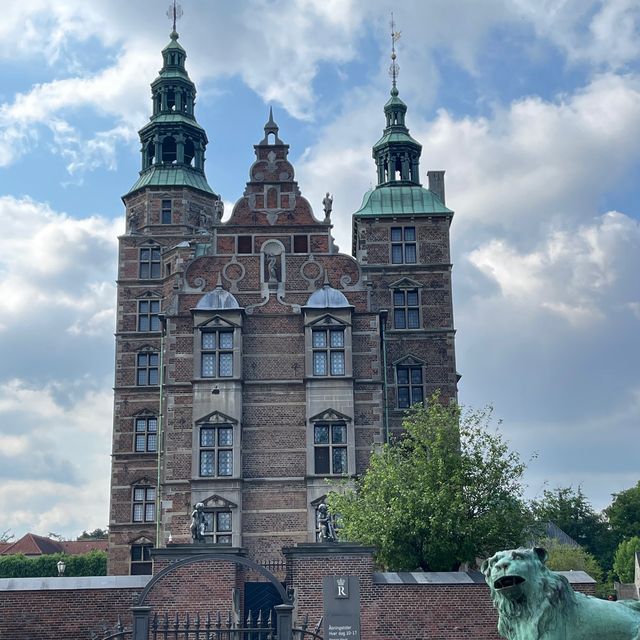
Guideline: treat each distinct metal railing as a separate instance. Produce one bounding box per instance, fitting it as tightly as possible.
[103,603,321,640]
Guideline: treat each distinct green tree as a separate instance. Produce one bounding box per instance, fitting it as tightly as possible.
[77,528,108,540]
[606,482,640,541]
[328,398,532,571]
[537,537,603,583]
[612,536,640,583]
[531,486,616,571]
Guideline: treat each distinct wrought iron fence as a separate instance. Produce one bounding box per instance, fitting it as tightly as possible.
[149,609,274,640]
[102,606,322,640]
[101,616,132,640]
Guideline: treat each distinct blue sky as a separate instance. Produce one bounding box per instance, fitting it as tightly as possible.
[0,0,638,540]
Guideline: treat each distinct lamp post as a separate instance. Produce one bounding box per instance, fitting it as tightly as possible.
[57,559,66,576]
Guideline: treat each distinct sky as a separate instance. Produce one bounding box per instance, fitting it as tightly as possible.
[0,0,638,541]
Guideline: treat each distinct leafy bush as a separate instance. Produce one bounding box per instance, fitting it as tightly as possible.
[612,536,640,583]
[0,551,107,578]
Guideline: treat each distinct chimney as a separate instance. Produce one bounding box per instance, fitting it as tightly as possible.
[427,170,445,205]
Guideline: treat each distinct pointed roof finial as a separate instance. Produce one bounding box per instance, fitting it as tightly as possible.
[166,1,183,37]
[389,12,401,96]
[260,106,283,144]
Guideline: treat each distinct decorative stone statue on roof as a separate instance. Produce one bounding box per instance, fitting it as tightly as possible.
[322,192,333,222]
[482,547,640,640]
[213,199,224,222]
[190,502,206,542]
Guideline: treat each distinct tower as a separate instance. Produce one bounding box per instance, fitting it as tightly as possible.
[108,22,457,576]
[351,22,458,438]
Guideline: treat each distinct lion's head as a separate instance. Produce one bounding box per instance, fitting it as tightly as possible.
[481,548,576,639]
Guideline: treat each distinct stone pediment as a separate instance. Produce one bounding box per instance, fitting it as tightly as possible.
[306,314,350,328]
[195,315,239,329]
[389,277,423,289]
[132,408,157,417]
[309,408,352,423]
[392,355,427,367]
[202,494,237,510]
[131,476,154,486]
[127,534,154,545]
[138,289,163,299]
[195,410,238,426]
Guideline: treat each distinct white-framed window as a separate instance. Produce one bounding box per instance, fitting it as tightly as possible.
[391,226,417,264]
[393,289,420,329]
[202,510,232,544]
[397,364,424,409]
[137,299,161,332]
[199,424,233,477]
[136,352,159,386]
[132,487,156,523]
[134,415,158,453]
[140,247,161,278]
[313,422,348,475]
[312,328,345,376]
[201,330,234,378]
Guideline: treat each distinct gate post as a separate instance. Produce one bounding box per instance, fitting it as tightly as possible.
[131,605,152,640]
[275,603,294,640]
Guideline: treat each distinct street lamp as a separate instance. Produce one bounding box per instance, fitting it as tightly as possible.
[57,559,66,576]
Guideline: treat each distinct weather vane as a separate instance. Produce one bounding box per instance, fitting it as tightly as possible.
[389,12,401,91]
[167,1,183,33]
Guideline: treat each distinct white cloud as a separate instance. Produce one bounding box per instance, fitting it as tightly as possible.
[467,212,640,326]
[0,379,112,537]
[515,0,640,69]
[0,195,119,325]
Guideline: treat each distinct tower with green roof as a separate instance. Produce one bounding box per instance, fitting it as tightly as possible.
[352,27,458,438]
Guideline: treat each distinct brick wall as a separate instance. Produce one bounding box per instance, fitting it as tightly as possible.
[0,577,146,640]
[1,547,598,640]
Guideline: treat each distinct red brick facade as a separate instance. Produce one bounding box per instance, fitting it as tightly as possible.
[108,33,458,576]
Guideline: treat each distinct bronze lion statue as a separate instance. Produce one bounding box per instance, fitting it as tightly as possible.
[482,548,640,640]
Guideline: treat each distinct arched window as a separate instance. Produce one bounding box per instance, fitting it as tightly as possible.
[166,90,176,111]
[145,143,155,168]
[162,136,177,164]
[184,138,195,166]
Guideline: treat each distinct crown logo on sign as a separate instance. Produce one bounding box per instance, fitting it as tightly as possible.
[336,578,346,587]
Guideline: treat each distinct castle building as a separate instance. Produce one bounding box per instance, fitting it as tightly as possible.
[108,28,458,576]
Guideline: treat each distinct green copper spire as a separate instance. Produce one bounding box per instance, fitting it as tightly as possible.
[354,16,451,219]
[371,16,422,187]
[125,27,215,196]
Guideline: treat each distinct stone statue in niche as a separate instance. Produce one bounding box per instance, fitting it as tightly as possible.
[263,243,283,284]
